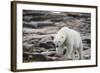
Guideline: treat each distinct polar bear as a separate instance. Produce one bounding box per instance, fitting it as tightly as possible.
[53,27,83,60]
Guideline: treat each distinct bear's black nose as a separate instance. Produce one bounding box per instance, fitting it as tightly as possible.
[56,45,59,47]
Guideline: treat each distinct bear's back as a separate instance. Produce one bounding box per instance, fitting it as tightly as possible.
[60,27,80,36]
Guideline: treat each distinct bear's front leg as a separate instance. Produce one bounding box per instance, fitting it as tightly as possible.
[66,44,73,60]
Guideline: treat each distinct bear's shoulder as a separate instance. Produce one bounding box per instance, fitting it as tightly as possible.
[59,27,69,32]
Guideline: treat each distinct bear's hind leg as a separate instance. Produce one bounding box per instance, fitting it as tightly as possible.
[72,48,80,60]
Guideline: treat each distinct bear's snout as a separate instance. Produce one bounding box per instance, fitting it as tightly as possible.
[56,45,59,48]
[53,41,61,48]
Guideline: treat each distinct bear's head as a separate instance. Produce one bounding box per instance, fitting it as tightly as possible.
[53,31,66,48]
[53,31,66,56]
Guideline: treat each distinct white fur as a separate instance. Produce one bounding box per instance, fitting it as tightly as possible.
[54,27,83,60]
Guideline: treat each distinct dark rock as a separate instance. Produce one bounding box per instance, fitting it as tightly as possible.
[23,23,38,28]
[23,10,46,16]
[83,39,91,44]
[38,43,47,48]
[23,53,29,61]
[50,18,63,22]
[83,56,91,59]
[83,47,89,50]
[23,51,57,61]
[38,41,55,49]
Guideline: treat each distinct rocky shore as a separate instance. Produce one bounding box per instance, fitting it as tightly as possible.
[23,10,91,62]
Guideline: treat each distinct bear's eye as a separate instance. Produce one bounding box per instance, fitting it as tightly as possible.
[58,41,60,43]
